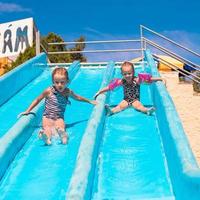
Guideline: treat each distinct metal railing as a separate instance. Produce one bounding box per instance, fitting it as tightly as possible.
[45,39,142,58]
[153,54,200,84]
[140,25,200,58]
[143,38,200,71]
[40,25,200,85]
[140,25,200,84]
[48,39,140,45]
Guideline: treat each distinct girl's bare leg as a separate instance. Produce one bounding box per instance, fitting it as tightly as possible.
[131,100,155,115]
[42,117,54,145]
[131,100,148,113]
[55,118,68,144]
[111,100,129,114]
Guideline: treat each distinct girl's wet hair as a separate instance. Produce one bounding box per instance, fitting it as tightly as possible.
[121,61,135,72]
[52,67,69,81]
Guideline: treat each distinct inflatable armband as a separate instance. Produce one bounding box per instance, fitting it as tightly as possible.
[138,73,152,83]
[108,78,122,90]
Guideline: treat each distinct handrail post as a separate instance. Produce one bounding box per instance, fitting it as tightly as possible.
[35,30,40,55]
[140,25,145,70]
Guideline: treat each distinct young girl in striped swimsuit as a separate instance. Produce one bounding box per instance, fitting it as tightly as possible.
[19,67,96,145]
[94,61,165,116]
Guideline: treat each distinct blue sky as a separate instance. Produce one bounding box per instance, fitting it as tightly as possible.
[1,0,200,62]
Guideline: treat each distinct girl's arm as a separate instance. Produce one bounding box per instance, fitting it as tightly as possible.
[94,78,122,99]
[69,90,97,105]
[137,73,166,86]
[151,77,167,86]
[94,86,110,99]
[18,88,50,117]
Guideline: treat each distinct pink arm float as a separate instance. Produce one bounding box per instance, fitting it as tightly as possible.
[138,73,152,83]
[108,78,122,90]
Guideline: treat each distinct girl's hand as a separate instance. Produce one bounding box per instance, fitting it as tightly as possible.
[93,92,100,100]
[18,111,29,118]
[17,111,36,118]
[163,78,167,87]
[90,100,98,105]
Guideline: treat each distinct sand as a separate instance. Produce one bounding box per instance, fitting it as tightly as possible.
[160,71,200,166]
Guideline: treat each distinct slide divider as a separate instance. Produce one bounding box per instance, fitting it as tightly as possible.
[66,61,115,200]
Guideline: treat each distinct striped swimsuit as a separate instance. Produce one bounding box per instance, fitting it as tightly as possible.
[43,86,70,120]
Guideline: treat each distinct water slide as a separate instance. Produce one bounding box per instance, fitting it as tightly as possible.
[91,67,174,199]
[0,51,200,200]
[67,51,200,200]
[0,55,104,199]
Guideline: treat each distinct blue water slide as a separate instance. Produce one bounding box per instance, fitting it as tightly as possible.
[1,50,200,199]
[0,56,105,199]
[67,51,200,200]
[145,50,200,200]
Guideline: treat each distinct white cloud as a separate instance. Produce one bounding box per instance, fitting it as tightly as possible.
[84,27,104,36]
[0,2,32,13]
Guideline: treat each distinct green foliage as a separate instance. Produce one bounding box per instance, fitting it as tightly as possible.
[11,44,36,69]
[70,36,87,62]
[41,32,86,63]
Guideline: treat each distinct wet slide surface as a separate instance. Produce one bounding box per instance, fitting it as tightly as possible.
[0,68,103,200]
[0,71,51,137]
[92,68,175,199]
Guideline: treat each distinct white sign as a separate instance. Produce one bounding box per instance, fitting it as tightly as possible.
[0,18,33,58]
